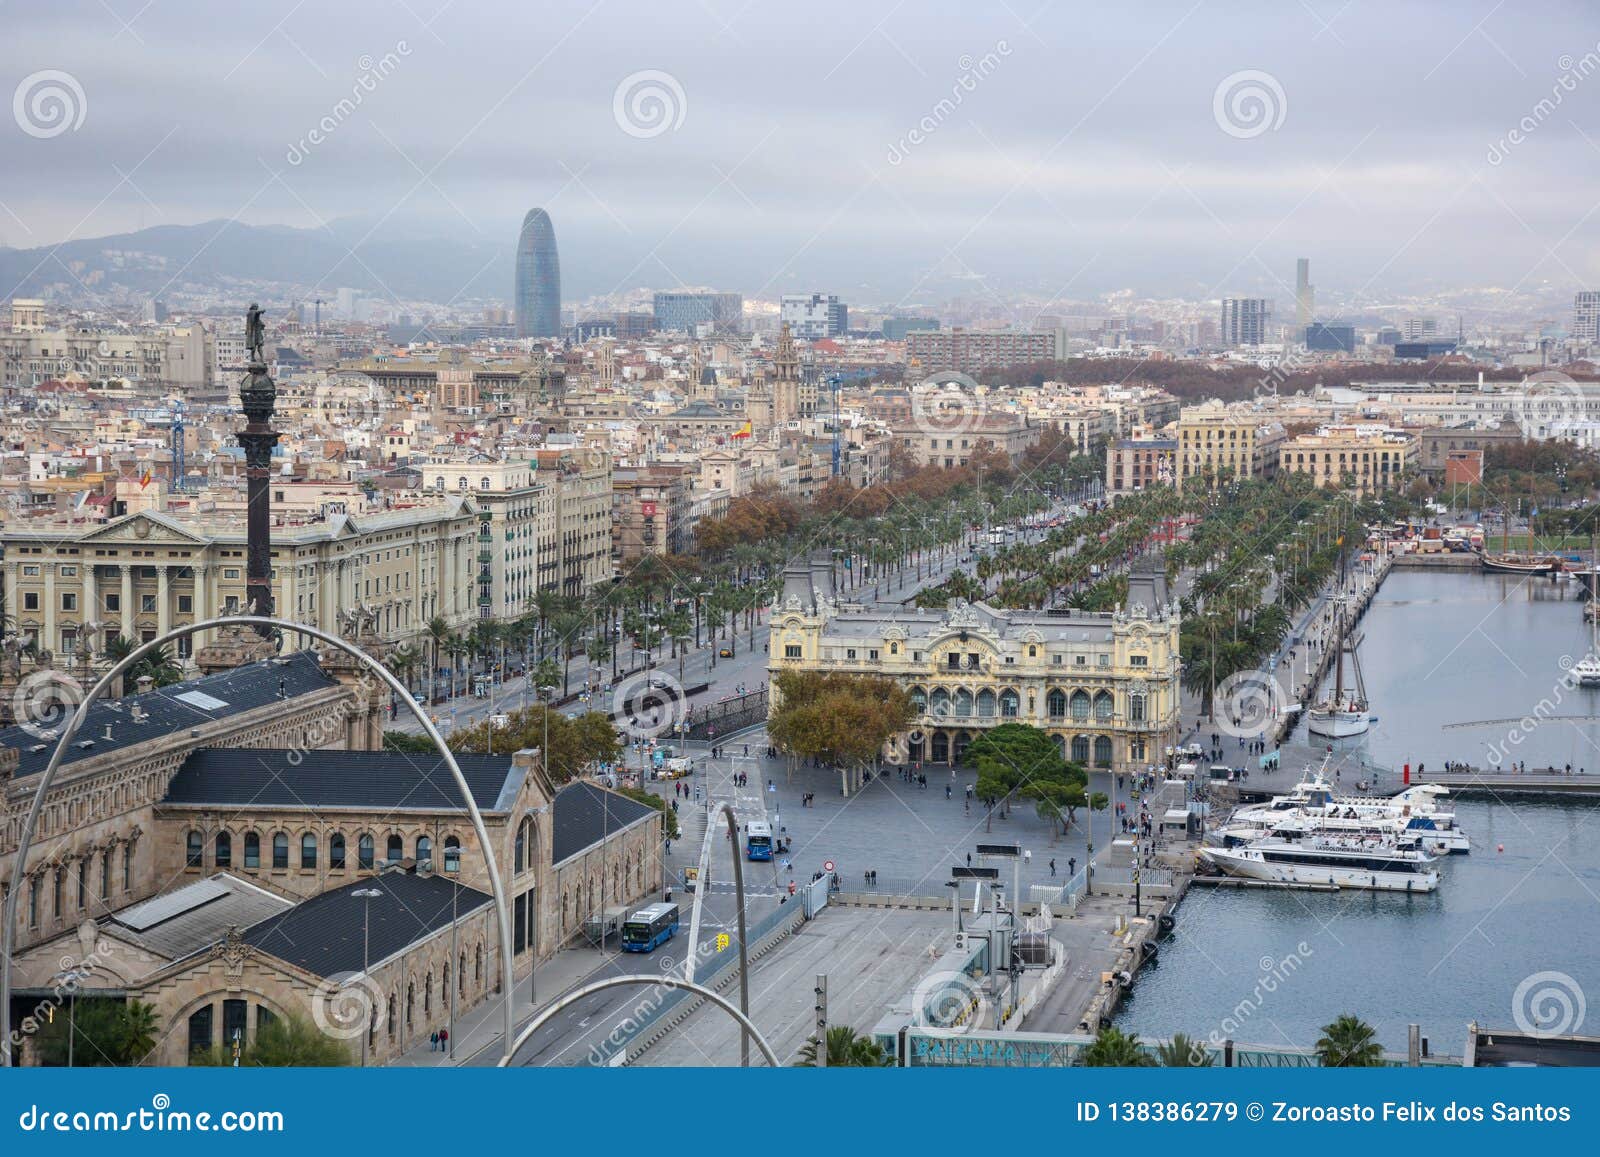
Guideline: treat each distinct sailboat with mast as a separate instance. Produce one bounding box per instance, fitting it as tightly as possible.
[1574,533,1600,687]
[1307,549,1373,738]
[1481,496,1558,575]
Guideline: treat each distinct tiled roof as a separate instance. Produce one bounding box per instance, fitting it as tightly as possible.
[162,747,523,813]
[2,651,338,780]
[551,780,658,864]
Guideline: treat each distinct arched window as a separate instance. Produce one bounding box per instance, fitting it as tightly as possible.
[416,835,432,865]
[100,847,111,899]
[423,972,432,1015]
[186,830,203,868]
[1093,691,1114,722]
[480,477,490,491]
[1094,735,1113,767]
[405,983,414,1028]
[954,689,973,717]
[1000,689,1019,717]
[459,952,467,996]
[272,832,289,869]
[1129,693,1146,723]
[929,688,951,718]
[387,996,397,1040]
[909,686,927,712]
[244,831,260,869]
[444,836,461,873]
[1071,735,1090,763]
[329,833,346,870]
[301,834,317,869]
[358,834,375,869]
[386,834,403,863]
[474,944,483,984]
[1047,689,1067,718]
[976,689,996,717]
[214,831,231,869]
[1070,690,1091,722]
[441,962,450,1002]
[514,822,526,873]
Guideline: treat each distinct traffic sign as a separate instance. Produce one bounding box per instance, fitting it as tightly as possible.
[823,860,835,873]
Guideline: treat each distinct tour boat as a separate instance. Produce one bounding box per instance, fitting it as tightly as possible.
[1199,833,1440,892]
[1222,772,1469,854]
[1575,545,1600,687]
[1213,810,1469,856]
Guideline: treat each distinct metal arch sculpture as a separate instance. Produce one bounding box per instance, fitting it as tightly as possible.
[683,799,752,1066]
[0,616,518,1065]
[497,974,780,1068]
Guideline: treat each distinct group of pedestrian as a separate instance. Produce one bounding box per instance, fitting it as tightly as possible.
[862,869,879,886]
[427,1028,450,1052]
[800,792,816,807]
[732,770,749,787]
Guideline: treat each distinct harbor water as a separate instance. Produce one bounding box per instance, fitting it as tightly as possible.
[1118,569,1600,1055]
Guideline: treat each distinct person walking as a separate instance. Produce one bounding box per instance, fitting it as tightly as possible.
[1048,858,1056,877]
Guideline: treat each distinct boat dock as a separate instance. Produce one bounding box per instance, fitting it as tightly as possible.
[1190,875,1338,893]
[1408,771,1600,798]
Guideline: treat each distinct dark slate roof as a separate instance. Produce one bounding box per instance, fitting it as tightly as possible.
[2,651,337,780]
[551,780,658,864]
[163,747,522,813]
[243,871,491,979]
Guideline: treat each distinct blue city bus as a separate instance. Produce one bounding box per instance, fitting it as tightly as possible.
[621,902,680,953]
[745,820,773,861]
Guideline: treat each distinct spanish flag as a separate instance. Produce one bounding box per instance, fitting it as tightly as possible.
[732,420,752,439]
[139,469,153,489]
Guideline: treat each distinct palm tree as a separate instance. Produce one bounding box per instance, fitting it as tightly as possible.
[1157,1033,1213,1067]
[425,615,450,704]
[1315,1015,1385,1067]
[1080,1026,1153,1067]
[794,1025,889,1067]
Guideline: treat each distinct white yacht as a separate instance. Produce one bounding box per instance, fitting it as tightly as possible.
[1213,810,1470,856]
[1199,833,1440,892]
[1574,558,1600,686]
[1224,772,1469,853]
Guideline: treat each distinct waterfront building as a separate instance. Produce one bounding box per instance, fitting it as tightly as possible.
[769,555,1181,773]
[1175,401,1285,491]
[0,502,483,660]
[514,208,562,339]
[1277,424,1416,497]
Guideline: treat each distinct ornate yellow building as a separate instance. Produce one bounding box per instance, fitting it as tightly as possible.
[768,555,1181,774]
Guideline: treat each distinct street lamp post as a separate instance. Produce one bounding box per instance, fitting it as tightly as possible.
[353,887,383,1067]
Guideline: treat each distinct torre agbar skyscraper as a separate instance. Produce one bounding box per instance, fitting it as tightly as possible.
[515,207,561,338]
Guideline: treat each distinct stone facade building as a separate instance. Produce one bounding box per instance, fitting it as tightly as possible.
[768,555,1182,785]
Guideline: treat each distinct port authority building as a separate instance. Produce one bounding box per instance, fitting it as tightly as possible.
[769,554,1181,774]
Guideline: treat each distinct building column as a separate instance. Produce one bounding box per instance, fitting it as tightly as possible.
[119,565,134,639]
[1,562,16,634]
[191,564,209,654]
[82,566,96,641]
[42,563,57,653]
[156,565,170,639]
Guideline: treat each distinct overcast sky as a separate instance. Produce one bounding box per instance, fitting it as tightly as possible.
[6,0,1600,306]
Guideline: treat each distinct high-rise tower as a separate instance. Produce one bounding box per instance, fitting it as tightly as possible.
[514,208,561,338]
[1295,258,1315,330]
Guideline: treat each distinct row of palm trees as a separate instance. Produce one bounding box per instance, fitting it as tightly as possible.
[798,1015,1390,1067]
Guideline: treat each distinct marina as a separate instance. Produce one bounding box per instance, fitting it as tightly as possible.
[1120,566,1600,1050]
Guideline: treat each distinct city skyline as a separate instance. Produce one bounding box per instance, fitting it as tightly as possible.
[6,2,1600,306]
